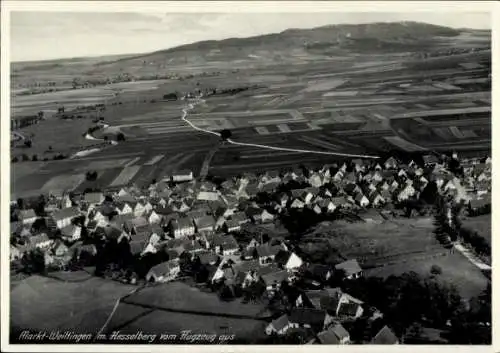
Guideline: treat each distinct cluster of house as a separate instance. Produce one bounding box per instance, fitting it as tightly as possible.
[265,286,398,344]
[10,153,491,267]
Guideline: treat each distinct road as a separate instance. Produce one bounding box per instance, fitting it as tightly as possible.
[453,242,491,271]
[182,95,381,160]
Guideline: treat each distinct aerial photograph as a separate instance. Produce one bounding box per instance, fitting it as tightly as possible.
[7,7,491,347]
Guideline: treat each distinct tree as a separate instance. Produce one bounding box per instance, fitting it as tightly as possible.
[430,265,442,276]
[12,156,19,163]
[24,140,32,148]
[220,129,232,141]
[21,154,30,162]
[117,133,125,141]
[104,136,108,141]
[31,155,38,161]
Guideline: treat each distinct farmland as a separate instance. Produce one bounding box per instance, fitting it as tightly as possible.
[11,22,490,198]
[10,275,136,339]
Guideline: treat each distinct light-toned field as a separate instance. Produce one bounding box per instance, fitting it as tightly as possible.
[40,173,86,194]
[109,165,141,187]
[84,158,131,171]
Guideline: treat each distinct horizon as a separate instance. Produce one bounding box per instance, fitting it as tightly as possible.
[11,12,491,63]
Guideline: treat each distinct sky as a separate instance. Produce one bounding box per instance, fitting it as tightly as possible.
[10,11,491,62]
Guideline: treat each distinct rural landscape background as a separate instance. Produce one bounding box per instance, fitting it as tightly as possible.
[9,11,491,346]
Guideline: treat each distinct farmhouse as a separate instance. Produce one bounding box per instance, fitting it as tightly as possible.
[256,244,285,265]
[288,308,335,333]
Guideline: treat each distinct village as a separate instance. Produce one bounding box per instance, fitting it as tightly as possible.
[9,151,491,344]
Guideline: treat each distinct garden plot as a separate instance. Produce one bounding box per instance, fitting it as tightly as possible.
[84,158,131,171]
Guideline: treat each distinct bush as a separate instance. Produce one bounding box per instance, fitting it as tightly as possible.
[430,265,442,276]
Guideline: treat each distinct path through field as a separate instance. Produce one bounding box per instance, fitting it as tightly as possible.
[453,242,491,271]
[181,95,381,159]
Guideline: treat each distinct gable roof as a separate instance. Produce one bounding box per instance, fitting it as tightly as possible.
[148,260,179,276]
[371,325,399,344]
[335,259,362,277]
[289,308,326,329]
[270,314,290,332]
[317,324,350,344]
[19,209,37,219]
[52,207,80,221]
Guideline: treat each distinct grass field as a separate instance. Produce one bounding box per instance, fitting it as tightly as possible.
[462,214,491,246]
[124,282,268,318]
[10,275,136,335]
[306,218,446,268]
[364,252,489,299]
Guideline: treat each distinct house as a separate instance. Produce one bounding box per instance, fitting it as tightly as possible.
[335,259,363,279]
[29,233,53,250]
[60,224,82,242]
[384,157,398,170]
[147,210,163,225]
[277,252,304,271]
[196,251,220,266]
[10,245,22,261]
[172,170,193,182]
[288,308,335,333]
[52,241,69,257]
[337,301,364,319]
[115,201,134,215]
[397,184,416,202]
[256,244,285,265]
[290,199,305,209]
[309,173,324,188]
[83,192,104,207]
[371,325,399,344]
[231,212,250,225]
[223,219,241,233]
[369,192,385,207]
[354,193,370,208]
[317,324,351,344]
[423,154,439,166]
[170,217,195,238]
[331,197,350,209]
[51,207,80,229]
[214,235,239,256]
[145,260,180,283]
[18,209,37,226]
[193,215,216,234]
[197,191,220,202]
[317,199,336,213]
[265,315,292,336]
[305,264,333,283]
[260,269,289,291]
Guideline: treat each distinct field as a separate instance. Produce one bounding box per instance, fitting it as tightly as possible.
[10,275,136,337]
[11,23,491,198]
[364,252,489,299]
[102,282,270,342]
[305,218,447,268]
[462,214,492,246]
